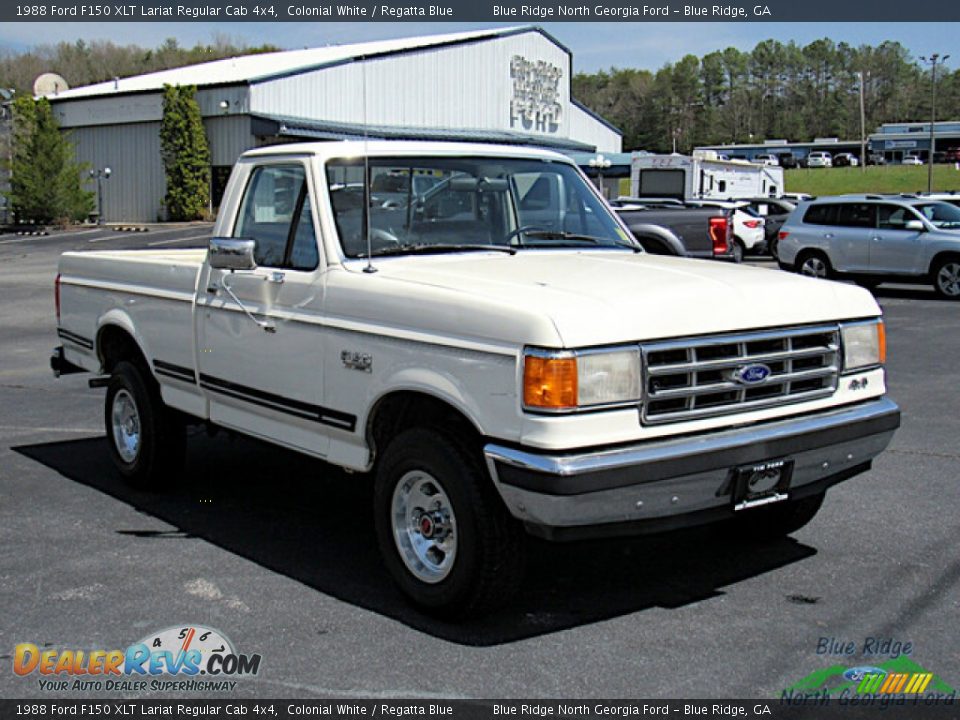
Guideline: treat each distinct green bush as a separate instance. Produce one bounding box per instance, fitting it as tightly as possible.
[159,84,210,220]
[4,96,94,224]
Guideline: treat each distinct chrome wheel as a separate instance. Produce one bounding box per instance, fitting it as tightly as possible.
[391,470,457,584]
[936,261,960,297]
[799,255,828,279]
[111,388,141,463]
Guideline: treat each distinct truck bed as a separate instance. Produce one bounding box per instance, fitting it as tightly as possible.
[57,248,205,382]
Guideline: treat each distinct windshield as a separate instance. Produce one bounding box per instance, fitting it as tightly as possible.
[911,201,960,229]
[325,156,637,258]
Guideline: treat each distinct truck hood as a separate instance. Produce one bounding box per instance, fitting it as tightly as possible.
[366,250,881,347]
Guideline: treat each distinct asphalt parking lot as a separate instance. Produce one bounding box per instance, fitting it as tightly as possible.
[0,225,957,700]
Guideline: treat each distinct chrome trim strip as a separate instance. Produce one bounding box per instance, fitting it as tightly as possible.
[484,397,899,478]
[640,323,841,353]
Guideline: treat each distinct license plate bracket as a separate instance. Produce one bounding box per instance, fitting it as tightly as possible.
[732,458,794,511]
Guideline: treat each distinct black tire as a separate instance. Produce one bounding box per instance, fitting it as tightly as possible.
[104,360,185,488]
[730,238,745,264]
[374,427,525,618]
[931,256,960,300]
[768,237,779,261]
[795,250,833,280]
[731,492,826,542]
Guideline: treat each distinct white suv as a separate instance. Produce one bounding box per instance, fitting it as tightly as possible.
[806,152,833,168]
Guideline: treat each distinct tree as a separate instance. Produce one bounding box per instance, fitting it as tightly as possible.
[4,95,93,223]
[159,84,210,221]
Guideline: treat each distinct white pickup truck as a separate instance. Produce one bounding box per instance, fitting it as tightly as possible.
[52,141,900,617]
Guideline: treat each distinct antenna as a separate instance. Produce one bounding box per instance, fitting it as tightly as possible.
[361,54,377,274]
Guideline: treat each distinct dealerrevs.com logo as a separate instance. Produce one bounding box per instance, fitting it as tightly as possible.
[13,625,261,692]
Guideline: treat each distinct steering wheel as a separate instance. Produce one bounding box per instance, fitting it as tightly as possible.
[504,225,548,245]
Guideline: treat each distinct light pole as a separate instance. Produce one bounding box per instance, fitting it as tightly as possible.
[858,70,868,173]
[589,154,612,199]
[920,53,950,192]
[89,167,112,224]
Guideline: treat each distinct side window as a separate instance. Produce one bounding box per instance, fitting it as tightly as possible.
[289,201,319,271]
[233,165,318,270]
[803,203,838,226]
[877,204,914,230]
[835,203,875,229]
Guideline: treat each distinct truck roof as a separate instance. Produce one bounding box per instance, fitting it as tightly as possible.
[241,140,575,163]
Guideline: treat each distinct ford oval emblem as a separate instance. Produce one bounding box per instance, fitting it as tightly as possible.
[843,666,887,682]
[732,363,771,385]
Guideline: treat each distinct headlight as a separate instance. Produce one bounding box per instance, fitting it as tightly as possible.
[523,347,641,411]
[841,319,886,373]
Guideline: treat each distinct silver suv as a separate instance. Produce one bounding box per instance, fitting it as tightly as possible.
[778,195,960,299]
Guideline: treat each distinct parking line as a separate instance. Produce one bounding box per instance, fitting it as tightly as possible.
[148,233,211,247]
[0,228,102,245]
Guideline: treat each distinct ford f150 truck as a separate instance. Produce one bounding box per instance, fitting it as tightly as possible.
[52,141,900,617]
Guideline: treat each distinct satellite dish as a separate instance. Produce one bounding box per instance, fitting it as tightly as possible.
[33,73,69,97]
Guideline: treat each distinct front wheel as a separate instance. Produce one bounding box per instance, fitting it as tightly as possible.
[932,257,960,299]
[104,360,185,488]
[374,427,525,618]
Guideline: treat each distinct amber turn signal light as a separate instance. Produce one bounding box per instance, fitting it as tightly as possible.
[523,355,577,409]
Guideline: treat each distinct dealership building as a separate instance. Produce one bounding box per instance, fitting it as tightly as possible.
[696,121,960,166]
[43,26,622,223]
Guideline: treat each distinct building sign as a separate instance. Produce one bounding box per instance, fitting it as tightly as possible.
[510,55,563,134]
[885,140,918,149]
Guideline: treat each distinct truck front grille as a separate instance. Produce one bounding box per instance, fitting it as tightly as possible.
[641,325,840,424]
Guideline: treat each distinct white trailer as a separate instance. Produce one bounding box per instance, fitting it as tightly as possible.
[630,151,785,200]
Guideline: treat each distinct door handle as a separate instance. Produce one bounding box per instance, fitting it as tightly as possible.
[823,233,834,239]
[267,271,285,285]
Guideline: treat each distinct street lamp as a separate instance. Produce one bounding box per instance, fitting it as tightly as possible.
[89,167,112,225]
[589,154,612,199]
[920,53,950,192]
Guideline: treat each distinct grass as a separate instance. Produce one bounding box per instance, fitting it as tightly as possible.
[785,165,960,196]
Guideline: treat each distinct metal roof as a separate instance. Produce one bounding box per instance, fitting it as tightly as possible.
[44,26,554,101]
[241,139,576,163]
[252,114,597,152]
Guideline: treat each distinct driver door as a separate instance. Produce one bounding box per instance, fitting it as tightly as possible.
[196,161,343,457]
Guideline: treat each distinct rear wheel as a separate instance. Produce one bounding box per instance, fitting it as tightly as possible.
[730,238,745,264]
[374,427,525,618]
[769,237,779,260]
[104,360,185,488]
[932,257,960,299]
[796,251,832,280]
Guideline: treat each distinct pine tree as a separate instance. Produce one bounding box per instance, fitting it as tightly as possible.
[5,96,94,223]
[159,84,210,221]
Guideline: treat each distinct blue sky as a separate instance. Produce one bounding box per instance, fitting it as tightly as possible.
[1,22,956,73]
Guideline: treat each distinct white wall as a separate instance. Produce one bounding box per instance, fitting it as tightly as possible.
[250,31,576,143]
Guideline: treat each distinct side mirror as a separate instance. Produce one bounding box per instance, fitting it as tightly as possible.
[208,237,256,270]
[905,219,926,232]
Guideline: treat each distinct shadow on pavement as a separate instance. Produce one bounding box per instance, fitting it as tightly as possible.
[15,433,816,646]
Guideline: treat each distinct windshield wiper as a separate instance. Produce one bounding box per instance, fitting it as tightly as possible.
[522,230,641,252]
[367,243,517,258]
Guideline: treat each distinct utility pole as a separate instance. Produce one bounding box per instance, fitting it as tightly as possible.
[920,53,950,192]
[858,71,867,173]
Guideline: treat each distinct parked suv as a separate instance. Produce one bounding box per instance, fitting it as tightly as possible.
[806,152,833,168]
[778,195,960,298]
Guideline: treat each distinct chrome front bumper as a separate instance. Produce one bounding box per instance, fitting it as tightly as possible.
[484,398,900,540]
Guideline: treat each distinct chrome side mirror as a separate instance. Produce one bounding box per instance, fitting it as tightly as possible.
[904,220,926,232]
[208,237,256,270]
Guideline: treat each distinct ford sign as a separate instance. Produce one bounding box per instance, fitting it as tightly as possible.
[732,363,772,385]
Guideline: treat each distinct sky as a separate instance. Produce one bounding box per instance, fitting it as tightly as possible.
[0,22,956,74]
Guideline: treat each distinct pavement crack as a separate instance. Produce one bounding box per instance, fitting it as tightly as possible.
[888,448,960,460]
